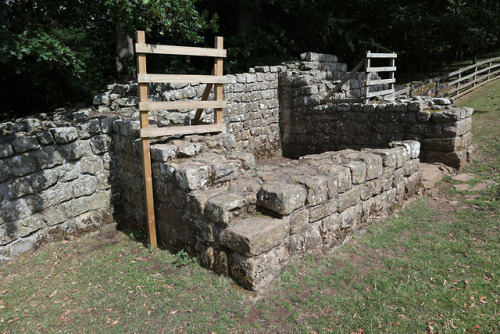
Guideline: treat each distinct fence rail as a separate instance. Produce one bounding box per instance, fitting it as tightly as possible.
[395,56,500,99]
[323,51,397,103]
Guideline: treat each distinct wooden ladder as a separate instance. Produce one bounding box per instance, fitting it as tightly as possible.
[135,31,227,247]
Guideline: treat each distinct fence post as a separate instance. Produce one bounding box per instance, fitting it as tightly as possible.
[409,84,414,98]
[364,51,371,104]
[434,80,440,97]
[473,66,478,88]
[214,37,224,125]
[136,30,157,248]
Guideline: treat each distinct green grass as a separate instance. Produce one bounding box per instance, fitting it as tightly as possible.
[1,81,499,333]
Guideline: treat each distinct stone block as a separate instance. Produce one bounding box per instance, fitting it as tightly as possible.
[370,149,398,168]
[289,209,309,234]
[0,143,14,158]
[90,135,112,154]
[51,127,78,144]
[61,140,91,160]
[257,182,307,215]
[36,130,54,145]
[345,161,366,185]
[360,179,382,200]
[6,153,38,177]
[230,244,289,291]
[79,119,101,138]
[431,110,460,122]
[204,193,247,226]
[423,137,460,152]
[212,163,238,183]
[335,186,360,212]
[42,202,68,226]
[72,175,98,198]
[80,155,103,175]
[220,217,289,256]
[291,175,329,206]
[100,116,119,134]
[12,136,40,153]
[390,140,420,159]
[309,200,338,222]
[403,158,419,176]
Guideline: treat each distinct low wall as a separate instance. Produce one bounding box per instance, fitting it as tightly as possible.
[148,138,421,290]
[281,99,475,169]
[0,111,118,259]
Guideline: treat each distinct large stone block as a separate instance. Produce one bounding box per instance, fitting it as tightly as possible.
[423,137,460,152]
[51,127,78,144]
[204,193,247,226]
[0,143,14,158]
[257,182,307,215]
[220,217,289,256]
[90,135,112,154]
[12,136,40,153]
[291,175,329,206]
[335,186,360,212]
[230,244,289,291]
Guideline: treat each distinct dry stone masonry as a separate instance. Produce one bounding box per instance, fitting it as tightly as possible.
[0,51,474,289]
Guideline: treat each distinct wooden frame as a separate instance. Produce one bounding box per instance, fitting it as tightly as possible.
[134,31,227,247]
[322,51,397,104]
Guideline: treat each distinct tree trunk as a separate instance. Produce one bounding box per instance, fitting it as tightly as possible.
[115,26,134,82]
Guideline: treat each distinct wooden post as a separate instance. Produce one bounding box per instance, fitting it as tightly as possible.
[364,52,371,104]
[136,30,157,248]
[434,80,440,97]
[389,57,396,100]
[409,84,414,98]
[214,37,224,125]
[473,66,478,87]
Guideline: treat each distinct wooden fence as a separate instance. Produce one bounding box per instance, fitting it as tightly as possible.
[135,31,227,247]
[394,56,500,99]
[322,51,397,104]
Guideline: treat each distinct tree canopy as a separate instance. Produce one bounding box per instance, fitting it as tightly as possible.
[1,0,499,119]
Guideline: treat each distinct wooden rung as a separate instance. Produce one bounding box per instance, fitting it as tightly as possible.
[139,100,227,112]
[140,123,226,138]
[366,66,397,73]
[321,98,363,104]
[366,78,396,85]
[366,89,395,98]
[138,74,227,84]
[135,43,227,58]
[366,52,397,58]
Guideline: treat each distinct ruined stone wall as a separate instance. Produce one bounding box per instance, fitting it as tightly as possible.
[0,111,119,259]
[148,139,421,290]
[281,99,474,169]
[92,52,363,155]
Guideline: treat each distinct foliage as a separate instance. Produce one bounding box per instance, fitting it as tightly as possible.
[0,0,217,119]
[175,249,196,266]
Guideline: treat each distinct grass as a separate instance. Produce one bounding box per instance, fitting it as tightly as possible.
[1,81,499,333]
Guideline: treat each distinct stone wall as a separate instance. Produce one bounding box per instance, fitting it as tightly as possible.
[0,111,118,259]
[92,52,365,156]
[281,97,475,169]
[148,138,421,290]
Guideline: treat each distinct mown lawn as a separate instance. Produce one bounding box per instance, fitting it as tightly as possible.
[1,81,499,333]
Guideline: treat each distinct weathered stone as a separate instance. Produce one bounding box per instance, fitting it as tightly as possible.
[34,146,64,169]
[90,135,112,154]
[230,244,289,290]
[431,110,460,122]
[0,222,18,245]
[174,141,204,157]
[292,175,329,206]
[204,193,247,226]
[78,119,101,138]
[17,214,45,237]
[309,200,338,222]
[220,217,289,256]
[1,199,30,223]
[12,136,40,153]
[61,140,91,160]
[100,116,119,134]
[36,130,54,145]
[151,145,178,162]
[175,165,210,191]
[6,153,38,176]
[289,209,309,234]
[42,203,68,226]
[423,137,460,152]
[360,179,382,200]
[404,158,420,176]
[257,182,307,215]
[51,127,78,144]
[212,163,238,183]
[370,148,398,168]
[80,155,102,175]
[345,161,366,184]
[335,187,360,212]
[40,184,73,208]
[0,143,14,158]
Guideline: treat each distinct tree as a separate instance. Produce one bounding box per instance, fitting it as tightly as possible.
[0,0,217,119]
